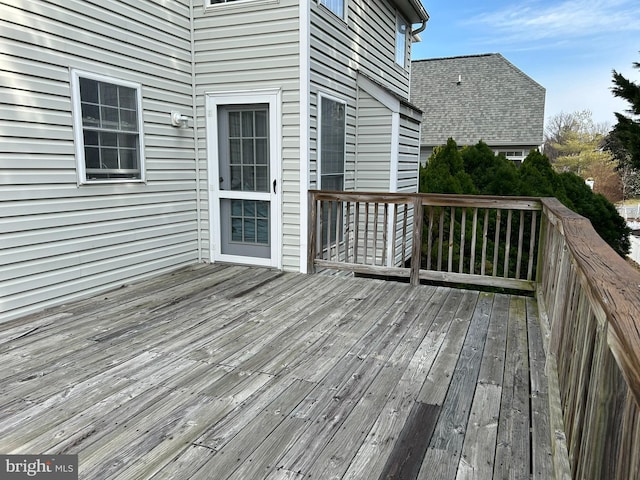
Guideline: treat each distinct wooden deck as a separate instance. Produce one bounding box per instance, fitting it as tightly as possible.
[0,264,553,480]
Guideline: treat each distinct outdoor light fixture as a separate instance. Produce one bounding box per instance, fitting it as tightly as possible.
[170,111,189,128]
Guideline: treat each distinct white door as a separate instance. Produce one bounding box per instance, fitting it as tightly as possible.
[207,92,281,267]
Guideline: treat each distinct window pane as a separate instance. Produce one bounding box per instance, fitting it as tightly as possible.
[242,111,254,137]
[119,133,137,149]
[321,174,344,192]
[256,201,269,218]
[243,166,255,190]
[320,97,345,188]
[79,78,98,103]
[396,18,407,67]
[100,83,119,106]
[120,109,137,131]
[229,111,241,137]
[120,148,137,170]
[244,218,256,242]
[231,218,243,242]
[244,200,255,217]
[101,106,119,129]
[85,147,100,169]
[229,139,242,164]
[256,166,269,192]
[242,139,254,165]
[118,86,137,110]
[101,148,118,169]
[255,110,267,137]
[255,138,268,165]
[101,132,117,147]
[81,103,100,127]
[231,199,242,216]
[320,0,344,18]
[230,166,242,190]
[83,130,99,146]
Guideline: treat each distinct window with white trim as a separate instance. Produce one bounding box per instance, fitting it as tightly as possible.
[71,70,144,183]
[319,0,345,19]
[319,94,346,246]
[319,95,346,192]
[395,16,408,68]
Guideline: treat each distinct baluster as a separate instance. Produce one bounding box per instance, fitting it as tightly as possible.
[503,210,513,277]
[481,209,489,276]
[493,210,502,277]
[470,208,478,275]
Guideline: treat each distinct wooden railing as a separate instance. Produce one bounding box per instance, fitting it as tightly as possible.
[537,198,640,480]
[308,190,542,291]
[308,190,640,479]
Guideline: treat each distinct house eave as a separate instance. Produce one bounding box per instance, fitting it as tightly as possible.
[393,0,429,24]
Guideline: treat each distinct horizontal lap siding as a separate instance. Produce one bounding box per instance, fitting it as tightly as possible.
[310,0,411,191]
[356,90,391,191]
[395,113,420,265]
[0,0,196,321]
[192,0,301,270]
[398,112,420,193]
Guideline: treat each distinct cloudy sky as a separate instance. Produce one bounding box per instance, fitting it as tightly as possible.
[411,0,640,128]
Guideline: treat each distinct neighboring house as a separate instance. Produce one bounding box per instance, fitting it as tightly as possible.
[0,0,428,321]
[410,53,545,164]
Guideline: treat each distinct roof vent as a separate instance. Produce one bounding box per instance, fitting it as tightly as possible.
[457,74,462,85]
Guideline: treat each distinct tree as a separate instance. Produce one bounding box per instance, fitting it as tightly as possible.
[420,140,631,256]
[609,56,640,169]
[544,110,621,202]
[419,138,475,194]
[604,129,640,202]
[543,111,582,162]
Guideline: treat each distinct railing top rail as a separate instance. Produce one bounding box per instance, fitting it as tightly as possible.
[309,190,542,211]
[542,197,640,406]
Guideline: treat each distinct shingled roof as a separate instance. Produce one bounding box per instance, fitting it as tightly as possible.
[410,53,545,147]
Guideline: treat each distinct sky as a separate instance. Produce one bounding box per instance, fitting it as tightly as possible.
[411,0,640,130]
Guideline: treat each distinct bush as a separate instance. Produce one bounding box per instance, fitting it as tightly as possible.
[420,139,631,256]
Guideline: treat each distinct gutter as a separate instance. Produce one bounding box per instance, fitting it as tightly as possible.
[412,19,427,35]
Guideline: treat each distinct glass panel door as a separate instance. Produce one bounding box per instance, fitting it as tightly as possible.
[218,105,271,259]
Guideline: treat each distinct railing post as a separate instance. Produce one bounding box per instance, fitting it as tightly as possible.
[410,195,423,286]
[308,191,317,274]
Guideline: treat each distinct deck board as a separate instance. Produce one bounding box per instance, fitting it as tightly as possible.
[0,264,554,480]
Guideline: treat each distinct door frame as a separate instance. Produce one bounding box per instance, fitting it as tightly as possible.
[206,89,282,268]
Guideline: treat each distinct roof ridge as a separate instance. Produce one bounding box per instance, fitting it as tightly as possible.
[412,53,498,62]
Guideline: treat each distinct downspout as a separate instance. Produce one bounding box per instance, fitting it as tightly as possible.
[411,20,427,36]
[189,0,202,263]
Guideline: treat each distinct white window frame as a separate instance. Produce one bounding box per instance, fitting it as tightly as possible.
[319,0,347,20]
[70,69,145,184]
[317,92,347,191]
[317,92,347,249]
[395,15,408,68]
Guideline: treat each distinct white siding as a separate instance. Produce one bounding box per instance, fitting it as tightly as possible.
[355,90,392,191]
[398,106,421,193]
[0,1,197,321]
[309,0,412,191]
[192,0,301,271]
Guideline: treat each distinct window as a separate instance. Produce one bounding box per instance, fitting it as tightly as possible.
[71,70,144,183]
[319,94,346,246]
[395,16,408,68]
[319,95,346,191]
[320,0,345,19]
